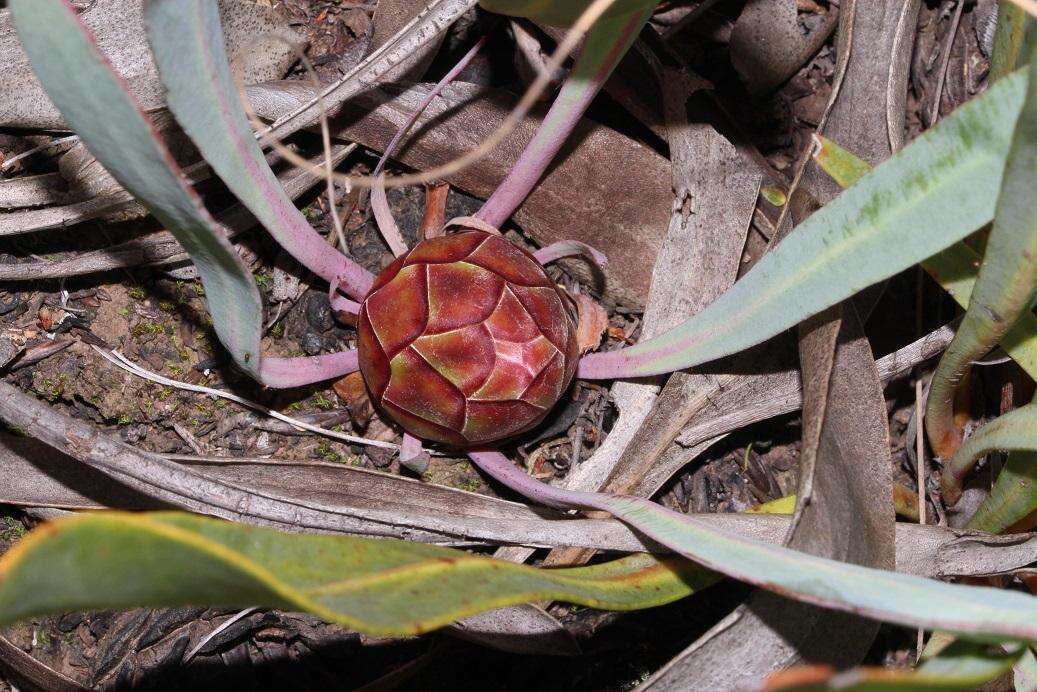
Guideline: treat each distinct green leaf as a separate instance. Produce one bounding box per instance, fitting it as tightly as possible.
[812,135,873,190]
[478,0,657,26]
[929,47,1037,498]
[597,493,1037,643]
[9,0,263,379]
[0,512,713,635]
[578,69,1028,380]
[947,403,1037,482]
[766,641,1022,691]
[991,3,1036,83]
[968,452,1037,534]
[144,0,374,303]
[811,134,1037,535]
[1013,646,1037,691]
[468,450,1037,644]
[812,134,1037,382]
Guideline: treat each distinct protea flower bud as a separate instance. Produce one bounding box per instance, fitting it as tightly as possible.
[357,230,579,447]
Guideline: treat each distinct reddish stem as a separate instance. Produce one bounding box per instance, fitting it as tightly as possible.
[476,11,648,228]
[533,240,608,268]
[259,350,359,389]
[369,34,489,256]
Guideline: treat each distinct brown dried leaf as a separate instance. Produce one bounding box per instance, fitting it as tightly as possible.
[420,181,450,239]
[730,0,838,95]
[1,433,1035,580]
[574,293,608,355]
[36,306,65,332]
[368,0,445,81]
[332,371,373,425]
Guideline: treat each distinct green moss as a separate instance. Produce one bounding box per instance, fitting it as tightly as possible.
[38,373,68,400]
[316,441,343,463]
[128,287,146,300]
[132,320,163,337]
[313,392,334,411]
[0,516,27,542]
[455,476,481,493]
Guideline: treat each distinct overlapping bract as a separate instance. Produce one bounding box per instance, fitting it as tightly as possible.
[358,231,578,446]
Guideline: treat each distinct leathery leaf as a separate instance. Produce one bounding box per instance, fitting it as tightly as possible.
[0,512,713,635]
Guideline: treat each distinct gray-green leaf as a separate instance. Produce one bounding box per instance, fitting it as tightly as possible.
[10,0,263,378]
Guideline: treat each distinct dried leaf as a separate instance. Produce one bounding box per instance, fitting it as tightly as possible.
[730,0,838,94]
[333,372,374,426]
[575,293,609,354]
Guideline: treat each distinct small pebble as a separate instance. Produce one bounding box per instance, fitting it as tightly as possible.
[302,332,323,356]
[305,292,333,332]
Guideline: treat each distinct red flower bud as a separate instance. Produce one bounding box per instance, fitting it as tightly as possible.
[358,231,578,447]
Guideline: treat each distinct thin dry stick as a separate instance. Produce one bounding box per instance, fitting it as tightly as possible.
[915,276,928,529]
[92,347,398,450]
[917,1,965,530]
[183,608,258,663]
[914,377,928,655]
[929,0,965,126]
[0,135,79,174]
[244,37,349,251]
[304,52,348,251]
[247,0,625,190]
[914,373,927,661]
[772,1,855,240]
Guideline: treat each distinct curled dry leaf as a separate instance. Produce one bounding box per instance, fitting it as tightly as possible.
[575,293,609,354]
[333,371,374,426]
[35,306,62,332]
